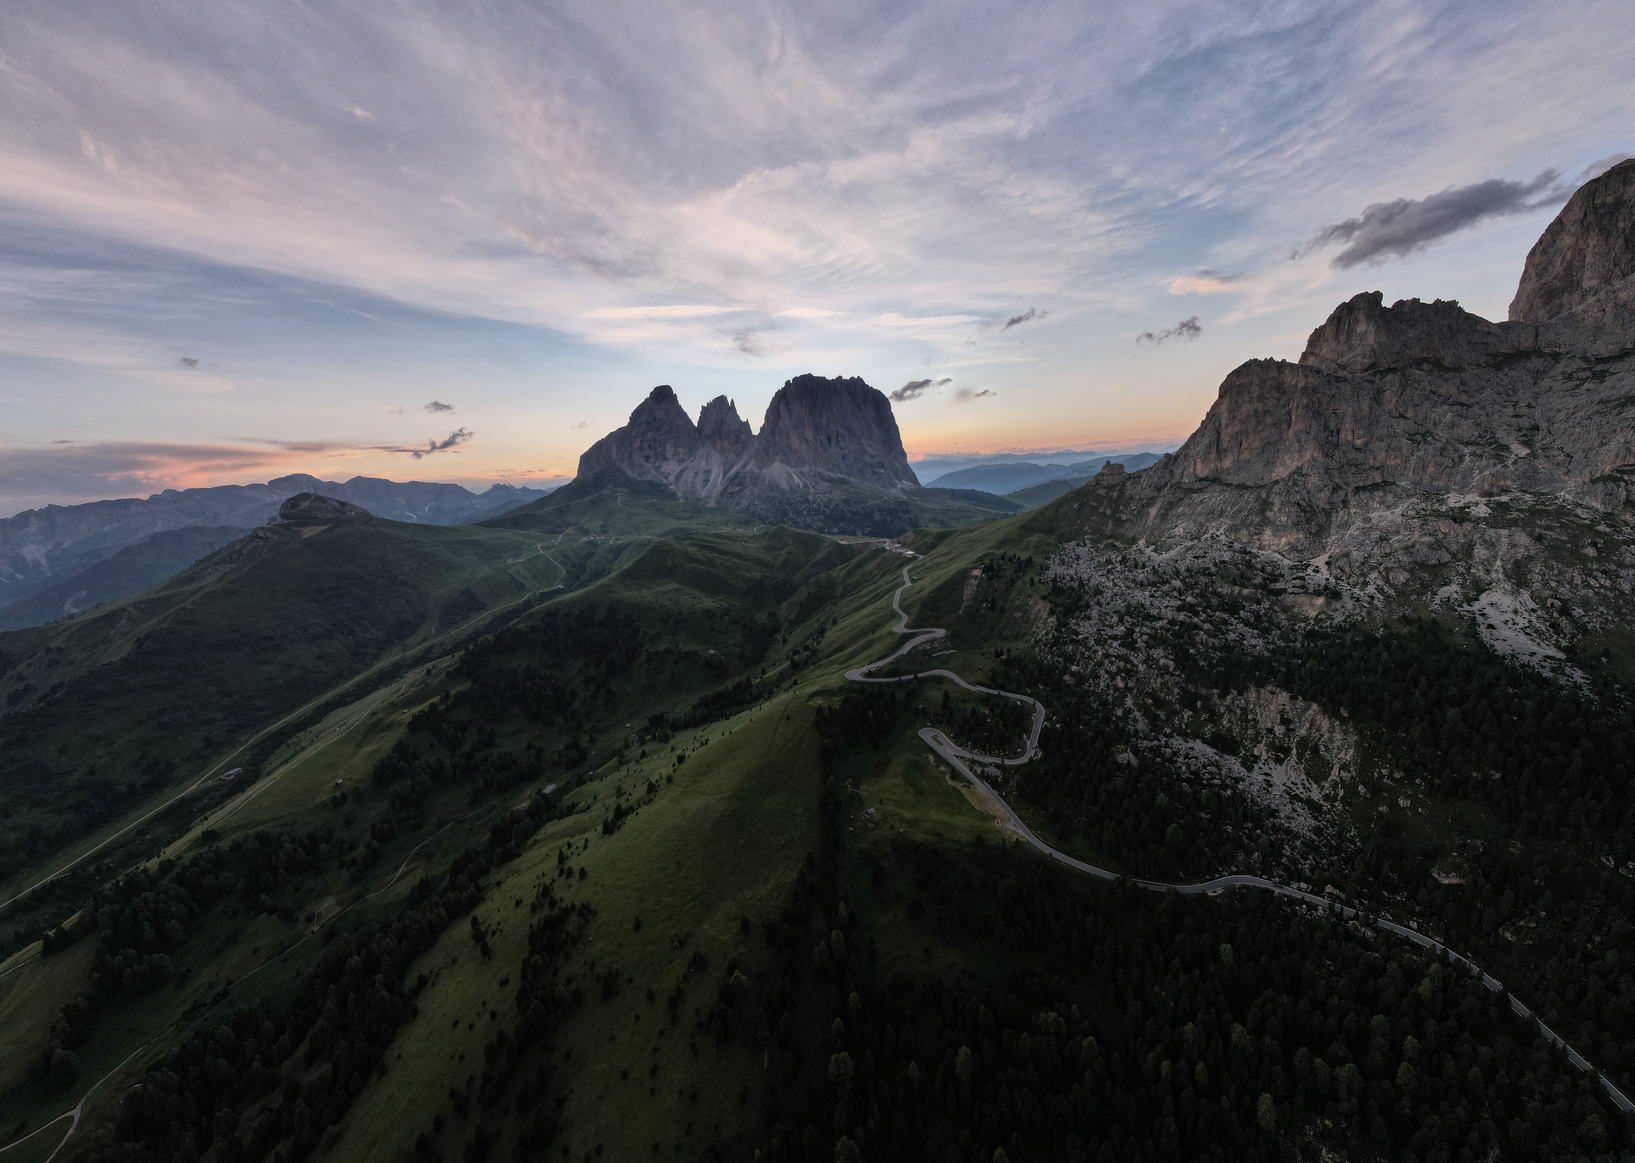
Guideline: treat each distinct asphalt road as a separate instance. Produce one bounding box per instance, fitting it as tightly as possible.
[849,564,1633,1113]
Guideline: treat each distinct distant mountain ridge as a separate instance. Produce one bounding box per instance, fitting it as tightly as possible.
[0,474,556,630]
[931,453,1163,495]
[911,446,1178,485]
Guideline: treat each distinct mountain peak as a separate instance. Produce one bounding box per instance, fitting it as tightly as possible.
[575,385,701,483]
[1298,292,1502,374]
[697,395,752,453]
[573,374,918,507]
[275,492,371,524]
[1510,158,1635,324]
[752,374,918,491]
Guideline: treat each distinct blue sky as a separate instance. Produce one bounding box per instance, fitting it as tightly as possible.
[1,0,1631,514]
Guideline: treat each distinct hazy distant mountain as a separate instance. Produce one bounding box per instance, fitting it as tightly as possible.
[912,445,1177,486]
[0,474,557,630]
[929,453,1163,494]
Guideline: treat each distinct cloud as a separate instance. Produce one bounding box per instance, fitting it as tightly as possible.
[873,314,982,327]
[973,389,994,398]
[1301,171,1571,268]
[1001,307,1045,330]
[178,356,199,369]
[774,308,843,318]
[571,421,588,429]
[385,405,404,415]
[424,399,454,412]
[1136,317,1202,345]
[352,107,375,122]
[397,428,473,460]
[583,305,747,320]
[1165,271,1242,295]
[730,332,765,356]
[890,377,952,403]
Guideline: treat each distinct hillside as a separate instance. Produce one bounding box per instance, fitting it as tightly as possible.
[0,476,556,632]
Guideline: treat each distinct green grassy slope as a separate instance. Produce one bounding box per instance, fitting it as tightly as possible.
[2,477,1630,1163]
[1002,475,1092,511]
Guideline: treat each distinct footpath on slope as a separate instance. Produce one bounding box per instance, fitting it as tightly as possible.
[846,564,1634,1114]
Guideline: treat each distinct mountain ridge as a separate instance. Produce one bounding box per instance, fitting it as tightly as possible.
[0,475,557,630]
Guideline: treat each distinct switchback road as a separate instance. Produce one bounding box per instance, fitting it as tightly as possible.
[848,564,1633,1113]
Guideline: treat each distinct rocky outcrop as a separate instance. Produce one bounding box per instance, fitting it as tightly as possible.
[575,385,703,487]
[1298,292,1505,373]
[749,375,918,491]
[1511,158,1635,324]
[1040,161,1635,571]
[575,375,918,507]
[275,493,372,524]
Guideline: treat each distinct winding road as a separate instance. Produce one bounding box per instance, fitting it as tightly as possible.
[848,564,1633,1113]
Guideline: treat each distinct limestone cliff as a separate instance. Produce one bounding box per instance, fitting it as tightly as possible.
[1039,160,1635,670]
[575,375,919,509]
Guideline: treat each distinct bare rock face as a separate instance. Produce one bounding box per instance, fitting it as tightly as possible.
[750,374,919,491]
[1044,165,1635,583]
[275,493,371,523]
[1299,292,1504,373]
[572,375,917,509]
[575,385,701,485]
[1511,158,1635,324]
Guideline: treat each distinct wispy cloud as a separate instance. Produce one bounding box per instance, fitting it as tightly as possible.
[1165,271,1242,295]
[0,0,1629,504]
[1136,317,1202,345]
[874,314,982,328]
[424,399,454,413]
[584,306,748,320]
[1001,308,1045,330]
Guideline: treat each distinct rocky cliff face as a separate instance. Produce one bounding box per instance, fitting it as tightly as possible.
[1042,160,1635,673]
[1511,158,1635,324]
[575,375,918,509]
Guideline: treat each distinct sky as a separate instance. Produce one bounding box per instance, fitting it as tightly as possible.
[1,0,1632,516]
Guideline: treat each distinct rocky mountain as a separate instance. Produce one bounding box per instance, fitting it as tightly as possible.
[1041,158,1634,672]
[572,373,1017,534]
[0,474,555,630]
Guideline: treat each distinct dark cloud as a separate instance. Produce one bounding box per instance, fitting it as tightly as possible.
[397,428,473,460]
[571,421,589,429]
[1302,170,1571,268]
[1136,317,1202,345]
[424,400,454,413]
[731,332,765,356]
[890,377,952,402]
[973,389,995,398]
[1001,307,1046,330]
[178,356,200,369]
